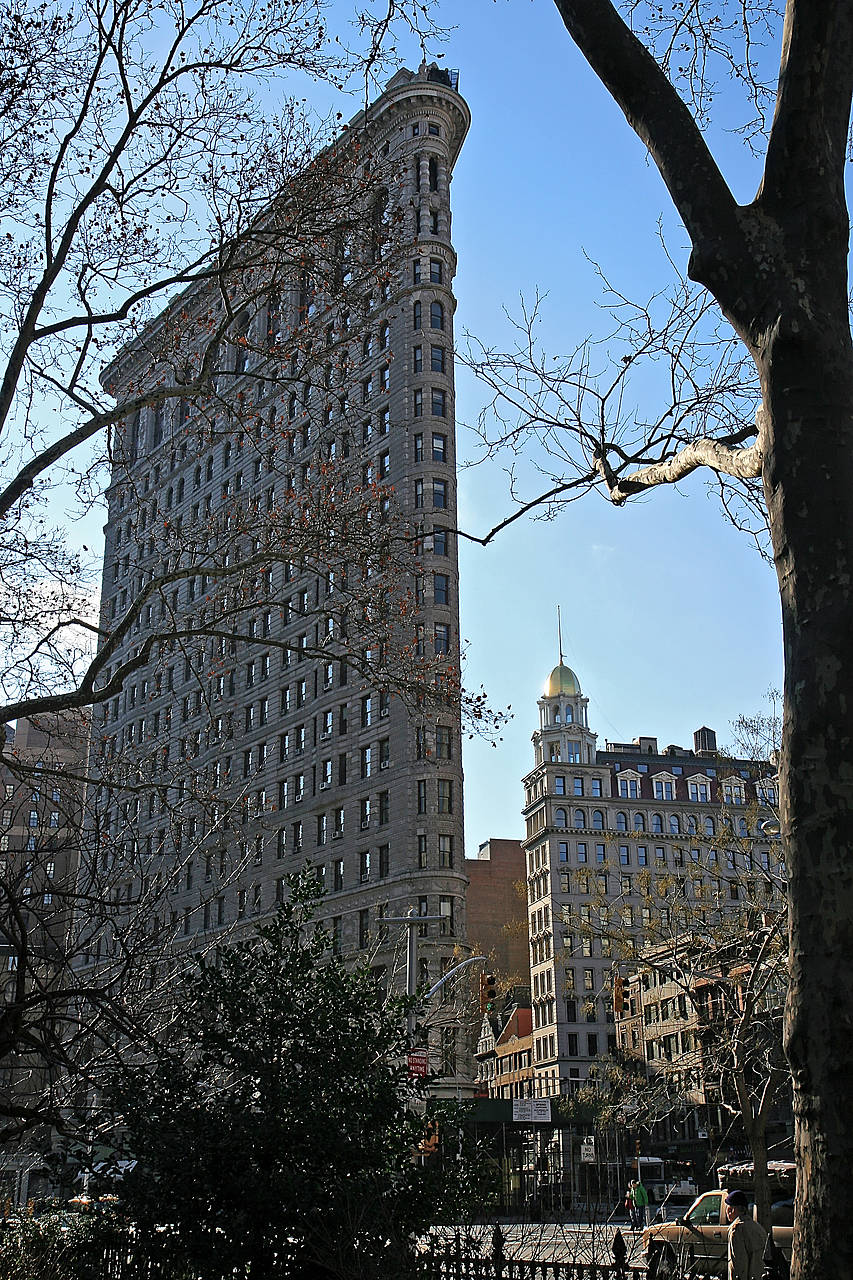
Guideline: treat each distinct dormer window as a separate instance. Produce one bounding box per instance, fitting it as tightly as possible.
[688,775,710,802]
[653,774,675,800]
[618,771,640,799]
[723,779,745,805]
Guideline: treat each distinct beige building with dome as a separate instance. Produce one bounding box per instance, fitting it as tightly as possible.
[521,660,780,1099]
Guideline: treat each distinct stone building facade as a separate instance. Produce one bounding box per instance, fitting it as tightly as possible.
[521,662,781,1099]
[86,67,472,1068]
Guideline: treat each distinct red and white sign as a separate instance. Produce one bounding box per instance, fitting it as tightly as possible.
[408,1048,429,1077]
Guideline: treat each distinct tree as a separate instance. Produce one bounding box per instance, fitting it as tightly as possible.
[85,872,492,1280]
[463,4,852,1273]
[0,0,452,731]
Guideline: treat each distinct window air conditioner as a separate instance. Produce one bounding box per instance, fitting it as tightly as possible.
[380,760,389,770]
[360,820,370,830]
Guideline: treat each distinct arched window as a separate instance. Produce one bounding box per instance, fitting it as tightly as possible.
[380,321,390,349]
[363,333,373,360]
[165,487,173,510]
[669,815,681,835]
[553,708,561,724]
[615,811,627,832]
[428,156,439,191]
[573,809,586,830]
[430,300,444,330]
[413,300,422,330]
[705,816,716,837]
[565,705,574,723]
[633,813,646,832]
[687,815,698,835]
[593,810,605,831]
[555,807,567,829]
[738,817,748,837]
[651,813,664,834]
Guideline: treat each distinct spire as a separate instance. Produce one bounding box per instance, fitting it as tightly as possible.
[557,604,564,664]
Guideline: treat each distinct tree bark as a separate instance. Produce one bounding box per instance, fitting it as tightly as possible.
[761,315,853,1280]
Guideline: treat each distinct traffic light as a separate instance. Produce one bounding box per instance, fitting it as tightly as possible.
[613,974,625,1016]
[480,972,497,1013]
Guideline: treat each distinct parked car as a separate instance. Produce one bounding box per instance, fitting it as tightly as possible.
[643,1187,794,1277]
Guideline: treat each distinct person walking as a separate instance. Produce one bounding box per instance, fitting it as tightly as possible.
[625,1180,639,1229]
[725,1190,768,1280]
[632,1178,650,1228]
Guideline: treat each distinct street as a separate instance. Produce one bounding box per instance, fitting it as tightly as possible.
[428,1220,648,1268]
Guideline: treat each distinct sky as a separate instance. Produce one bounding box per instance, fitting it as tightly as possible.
[370,0,784,854]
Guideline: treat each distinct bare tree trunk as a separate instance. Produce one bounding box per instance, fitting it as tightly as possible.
[761,319,853,1280]
[747,1111,771,1232]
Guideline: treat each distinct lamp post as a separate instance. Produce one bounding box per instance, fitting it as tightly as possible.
[386,907,487,1037]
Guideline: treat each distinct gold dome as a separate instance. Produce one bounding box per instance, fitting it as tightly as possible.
[546,662,581,698]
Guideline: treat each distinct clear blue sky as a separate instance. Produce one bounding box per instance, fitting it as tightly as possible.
[366,1,784,854]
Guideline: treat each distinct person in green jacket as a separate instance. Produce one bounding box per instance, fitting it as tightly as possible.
[632,1178,650,1227]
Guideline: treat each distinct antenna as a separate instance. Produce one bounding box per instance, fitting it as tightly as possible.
[557,604,564,663]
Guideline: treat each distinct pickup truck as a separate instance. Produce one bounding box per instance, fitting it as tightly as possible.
[643,1188,794,1277]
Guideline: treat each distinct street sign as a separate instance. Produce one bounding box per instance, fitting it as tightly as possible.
[408,1048,429,1077]
[580,1137,596,1163]
[512,1098,552,1123]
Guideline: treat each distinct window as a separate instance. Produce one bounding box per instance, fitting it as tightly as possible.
[413,388,423,418]
[554,776,566,796]
[434,573,450,605]
[412,258,421,285]
[430,258,443,284]
[437,779,453,813]
[359,908,370,949]
[413,300,422,329]
[433,478,447,508]
[334,859,344,892]
[438,834,453,868]
[413,345,423,374]
[577,842,587,863]
[430,300,444,330]
[439,895,454,936]
[430,345,446,375]
[379,844,390,878]
[431,387,446,417]
[432,527,448,555]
